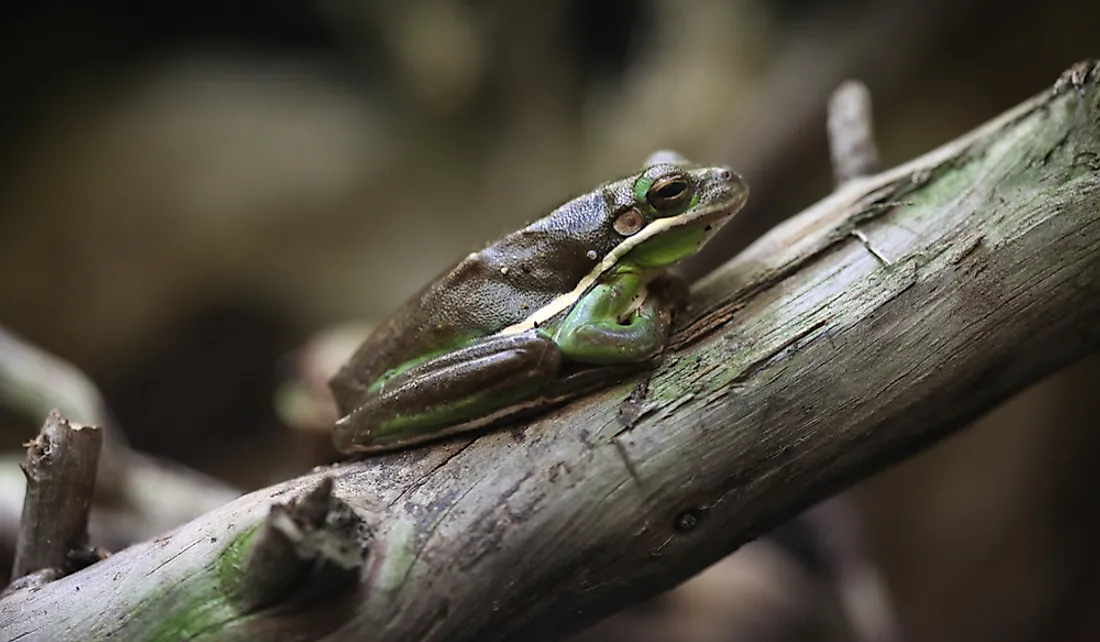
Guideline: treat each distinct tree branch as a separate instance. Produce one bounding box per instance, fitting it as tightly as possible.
[235,477,369,615]
[827,80,881,184]
[11,411,103,581]
[1,61,1099,642]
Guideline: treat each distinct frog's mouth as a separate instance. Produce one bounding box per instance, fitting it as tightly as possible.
[501,179,747,336]
[666,199,740,239]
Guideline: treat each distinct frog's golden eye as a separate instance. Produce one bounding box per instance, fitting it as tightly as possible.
[613,207,645,236]
[647,174,693,215]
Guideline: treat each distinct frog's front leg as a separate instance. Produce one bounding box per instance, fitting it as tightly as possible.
[553,271,677,365]
[333,331,561,452]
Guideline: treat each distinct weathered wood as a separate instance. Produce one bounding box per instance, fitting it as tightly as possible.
[0,61,1098,642]
[11,411,102,581]
[236,477,368,615]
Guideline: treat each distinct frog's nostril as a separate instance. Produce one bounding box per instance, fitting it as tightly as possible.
[717,168,732,180]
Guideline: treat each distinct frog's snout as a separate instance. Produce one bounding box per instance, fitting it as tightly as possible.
[712,166,745,188]
[703,166,749,211]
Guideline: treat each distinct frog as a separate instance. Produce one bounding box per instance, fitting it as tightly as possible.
[329,151,748,453]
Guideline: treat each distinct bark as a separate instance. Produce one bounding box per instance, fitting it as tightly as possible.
[1,61,1098,642]
[10,411,102,581]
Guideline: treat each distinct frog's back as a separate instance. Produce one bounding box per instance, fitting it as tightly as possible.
[329,186,628,413]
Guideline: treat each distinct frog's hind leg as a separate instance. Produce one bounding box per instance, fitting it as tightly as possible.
[333,330,562,453]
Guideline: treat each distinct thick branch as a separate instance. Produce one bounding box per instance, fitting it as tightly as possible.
[1,62,1098,642]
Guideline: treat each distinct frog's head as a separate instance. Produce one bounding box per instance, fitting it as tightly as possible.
[498,152,748,334]
[608,150,748,270]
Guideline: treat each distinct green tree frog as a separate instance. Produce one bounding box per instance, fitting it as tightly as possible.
[329,151,748,453]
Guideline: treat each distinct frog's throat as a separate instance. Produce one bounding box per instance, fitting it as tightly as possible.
[499,201,737,335]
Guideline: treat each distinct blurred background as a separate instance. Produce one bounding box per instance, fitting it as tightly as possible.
[0,1,1098,640]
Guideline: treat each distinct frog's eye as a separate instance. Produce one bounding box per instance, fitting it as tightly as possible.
[613,207,646,236]
[646,174,693,215]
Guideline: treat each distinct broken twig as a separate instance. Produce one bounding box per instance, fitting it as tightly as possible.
[237,477,369,614]
[11,412,103,581]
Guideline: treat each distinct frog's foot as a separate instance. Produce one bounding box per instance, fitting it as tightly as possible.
[555,293,674,366]
[333,331,561,453]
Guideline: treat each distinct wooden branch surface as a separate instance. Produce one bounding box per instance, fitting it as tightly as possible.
[1,62,1099,642]
[11,412,102,580]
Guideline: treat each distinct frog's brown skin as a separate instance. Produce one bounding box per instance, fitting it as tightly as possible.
[329,187,633,414]
[330,154,748,453]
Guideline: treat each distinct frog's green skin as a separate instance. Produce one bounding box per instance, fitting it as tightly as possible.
[330,152,748,453]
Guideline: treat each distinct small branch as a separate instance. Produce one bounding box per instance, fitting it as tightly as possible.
[237,477,369,614]
[0,451,240,561]
[11,411,103,581]
[828,80,881,184]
